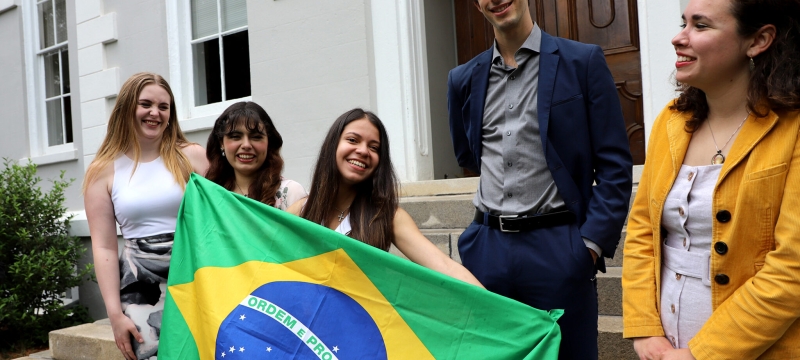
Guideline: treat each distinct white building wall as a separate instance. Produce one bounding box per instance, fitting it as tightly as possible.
[247,0,374,187]
[0,3,29,161]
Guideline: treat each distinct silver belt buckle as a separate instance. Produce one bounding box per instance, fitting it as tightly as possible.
[499,214,519,233]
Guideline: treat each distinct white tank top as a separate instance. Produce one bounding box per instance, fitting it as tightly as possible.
[111,155,184,238]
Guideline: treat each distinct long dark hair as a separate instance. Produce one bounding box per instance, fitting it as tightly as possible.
[206,101,285,206]
[301,109,398,251]
[672,0,800,131]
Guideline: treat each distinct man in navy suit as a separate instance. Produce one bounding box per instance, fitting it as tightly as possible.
[448,1,632,358]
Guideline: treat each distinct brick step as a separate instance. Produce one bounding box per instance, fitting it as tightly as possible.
[48,319,123,360]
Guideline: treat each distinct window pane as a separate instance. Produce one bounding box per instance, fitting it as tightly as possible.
[191,0,218,39]
[61,49,70,94]
[63,96,73,143]
[38,0,55,49]
[55,0,67,44]
[44,52,61,98]
[221,0,247,32]
[46,98,63,146]
[193,39,222,105]
[223,31,250,100]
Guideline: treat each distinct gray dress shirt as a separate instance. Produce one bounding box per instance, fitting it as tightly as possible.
[474,25,601,255]
[475,24,565,215]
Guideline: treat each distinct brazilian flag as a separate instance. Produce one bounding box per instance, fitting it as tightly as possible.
[160,174,562,359]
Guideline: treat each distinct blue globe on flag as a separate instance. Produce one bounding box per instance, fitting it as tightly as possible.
[215,281,387,359]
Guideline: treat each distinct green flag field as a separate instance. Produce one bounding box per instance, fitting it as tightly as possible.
[159,174,562,359]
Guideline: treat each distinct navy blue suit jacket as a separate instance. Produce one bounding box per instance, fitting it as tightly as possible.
[447,31,633,271]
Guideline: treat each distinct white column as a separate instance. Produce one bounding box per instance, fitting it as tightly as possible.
[370,0,434,182]
[637,0,682,147]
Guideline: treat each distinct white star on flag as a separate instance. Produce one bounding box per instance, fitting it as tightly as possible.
[266,346,272,352]
[239,347,245,352]
[221,352,226,358]
[333,346,339,353]
[229,346,235,353]
[239,314,246,320]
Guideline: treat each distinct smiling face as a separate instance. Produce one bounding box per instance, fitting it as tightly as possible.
[335,117,381,186]
[672,0,751,92]
[135,84,172,142]
[222,120,268,178]
[473,0,531,34]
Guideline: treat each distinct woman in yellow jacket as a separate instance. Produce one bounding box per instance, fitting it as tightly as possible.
[622,0,800,359]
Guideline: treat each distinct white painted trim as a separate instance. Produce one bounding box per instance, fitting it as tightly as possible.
[76,12,117,49]
[66,210,120,237]
[166,0,251,123]
[23,145,78,166]
[21,0,74,158]
[370,0,434,182]
[21,0,41,156]
[0,0,18,15]
[74,0,101,25]
[637,0,681,147]
[397,0,431,158]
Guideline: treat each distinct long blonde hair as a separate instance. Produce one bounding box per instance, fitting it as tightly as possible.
[83,72,193,193]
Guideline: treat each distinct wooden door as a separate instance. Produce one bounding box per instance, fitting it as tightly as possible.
[454,0,646,165]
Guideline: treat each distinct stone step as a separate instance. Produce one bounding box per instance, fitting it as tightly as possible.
[389,229,464,263]
[598,315,636,360]
[49,319,123,360]
[392,230,623,317]
[598,267,622,316]
[43,292,631,360]
[399,194,475,229]
[11,349,53,360]
[606,231,626,267]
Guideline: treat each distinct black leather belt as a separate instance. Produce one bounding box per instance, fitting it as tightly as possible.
[474,209,575,232]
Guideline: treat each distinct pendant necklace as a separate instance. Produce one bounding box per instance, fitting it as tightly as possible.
[334,206,349,222]
[235,182,248,197]
[708,112,749,165]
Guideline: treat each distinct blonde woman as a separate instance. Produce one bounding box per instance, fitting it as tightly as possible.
[84,72,208,360]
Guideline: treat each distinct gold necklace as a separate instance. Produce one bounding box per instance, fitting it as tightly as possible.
[708,112,749,165]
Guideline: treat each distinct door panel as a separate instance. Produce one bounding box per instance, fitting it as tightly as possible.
[454,0,646,164]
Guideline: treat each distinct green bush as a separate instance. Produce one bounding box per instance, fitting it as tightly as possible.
[0,159,94,348]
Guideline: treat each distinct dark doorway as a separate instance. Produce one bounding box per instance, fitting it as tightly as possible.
[453,0,646,165]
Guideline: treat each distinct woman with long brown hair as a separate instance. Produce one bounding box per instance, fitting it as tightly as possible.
[205,101,305,209]
[83,72,208,360]
[288,108,483,287]
[622,0,800,359]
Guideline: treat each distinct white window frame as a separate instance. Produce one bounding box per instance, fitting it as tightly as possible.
[166,0,251,132]
[21,0,77,162]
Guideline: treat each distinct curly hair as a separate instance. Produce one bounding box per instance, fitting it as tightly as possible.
[672,0,800,131]
[205,102,285,206]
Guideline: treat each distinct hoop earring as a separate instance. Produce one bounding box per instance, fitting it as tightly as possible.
[749,57,755,71]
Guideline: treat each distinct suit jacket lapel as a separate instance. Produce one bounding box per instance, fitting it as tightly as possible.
[538,32,559,157]
[470,50,492,154]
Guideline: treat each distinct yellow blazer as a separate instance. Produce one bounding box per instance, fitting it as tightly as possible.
[622,103,800,359]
